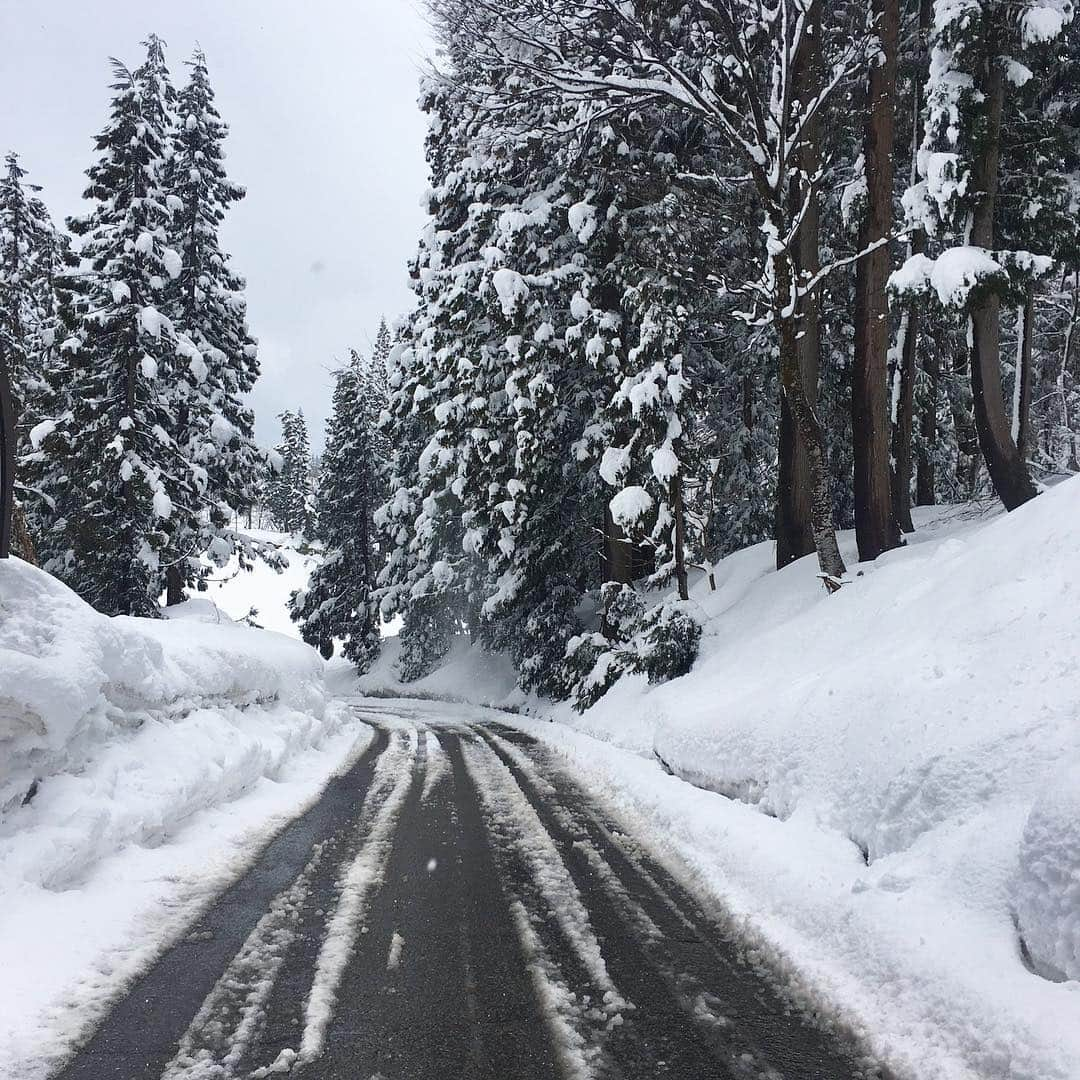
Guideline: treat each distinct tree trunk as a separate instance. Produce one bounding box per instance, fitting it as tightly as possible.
[0,341,15,559]
[895,0,934,522]
[11,502,37,564]
[853,0,902,560]
[1013,285,1035,461]
[778,308,847,582]
[968,62,1038,510]
[1059,269,1079,470]
[671,472,689,601]
[165,564,185,607]
[776,6,821,570]
[602,506,634,586]
[915,334,939,505]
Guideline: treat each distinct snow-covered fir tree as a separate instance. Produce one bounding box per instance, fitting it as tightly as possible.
[30,38,206,616]
[896,0,1074,510]
[289,352,383,668]
[0,153,62,446]
[160,46,266,603]
[268,409,314,536]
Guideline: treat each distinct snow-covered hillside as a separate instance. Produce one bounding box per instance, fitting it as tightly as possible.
[345,477,1080,1080]
[195,528,320,639]
[0,556,366,1079]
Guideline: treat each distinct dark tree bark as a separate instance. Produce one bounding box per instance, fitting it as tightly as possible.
[165,563,185,607]
[853,0,902,560]
[776,13,821,570]
[11,502,37,564]
[671,473,689,601]
[967,62,1038,510]
[602,505,634,586]
[0,342,15,559]
[915,335,939,506]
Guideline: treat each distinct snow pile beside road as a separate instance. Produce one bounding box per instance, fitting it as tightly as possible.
[527,477,1080,1079]
[1016,762,1080,982]
[1,555,329,828]
[343,633,522,709]
[0,556,365,1078]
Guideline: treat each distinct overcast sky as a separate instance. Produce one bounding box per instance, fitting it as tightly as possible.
[1,0,433,449]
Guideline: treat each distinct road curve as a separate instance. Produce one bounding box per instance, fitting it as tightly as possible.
[54,701,889,1080]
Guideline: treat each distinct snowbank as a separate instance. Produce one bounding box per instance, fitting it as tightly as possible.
[1016,762,1080,982]
[0,557,365,1078]
[1,556,327,822]
[515,479,1080,1079]
[339,632,522,709]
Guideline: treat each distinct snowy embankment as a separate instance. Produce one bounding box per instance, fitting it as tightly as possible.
[0,557,365,1080]
[199,526,320,638]
[369,478,1080,1080]
[340,632,521,707]
[526,478,1080,1080]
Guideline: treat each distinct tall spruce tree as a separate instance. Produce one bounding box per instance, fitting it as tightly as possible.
[33,39,204,615]
[0,153,60,443]
[289,353,383,668]
[897,0,1074,509]
[268,410,314,535]
[161,47,264,603]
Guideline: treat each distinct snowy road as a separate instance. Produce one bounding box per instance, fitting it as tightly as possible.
[54,701,886,1080]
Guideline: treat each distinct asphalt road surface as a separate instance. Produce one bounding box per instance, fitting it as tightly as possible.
[55,701,889,1080]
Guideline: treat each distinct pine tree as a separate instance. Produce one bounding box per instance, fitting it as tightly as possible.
[0,153,60,442]
[289,353,383,668]
[161,46,264,602]
[33,39,203,615]
[0,152,63,561]
[268,410,314,535]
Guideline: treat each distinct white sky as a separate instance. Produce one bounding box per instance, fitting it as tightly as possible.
[0,0,433,450]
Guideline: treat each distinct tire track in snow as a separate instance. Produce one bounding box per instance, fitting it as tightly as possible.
[295,726,421,1063]
[311,728,560,1080]
[52,723,391,1080]
[479,725,889,1080]
[462,736,628,1080]
[158,727,416,1079]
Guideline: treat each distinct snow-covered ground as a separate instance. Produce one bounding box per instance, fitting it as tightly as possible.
[339,477,1080,1080]
[202,527,403,645]
[196,527,319,638]
[0,556,367,1080]
[340,632,520,706]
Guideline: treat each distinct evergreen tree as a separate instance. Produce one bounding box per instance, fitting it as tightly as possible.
[161,46,265,602]
[268,409,314,535]
[0,153,60,443]
[289,353,383,668]
[898,0,1072,509]
[33,39,203,615]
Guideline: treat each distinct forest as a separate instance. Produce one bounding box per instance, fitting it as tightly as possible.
[2,1,1079,714]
